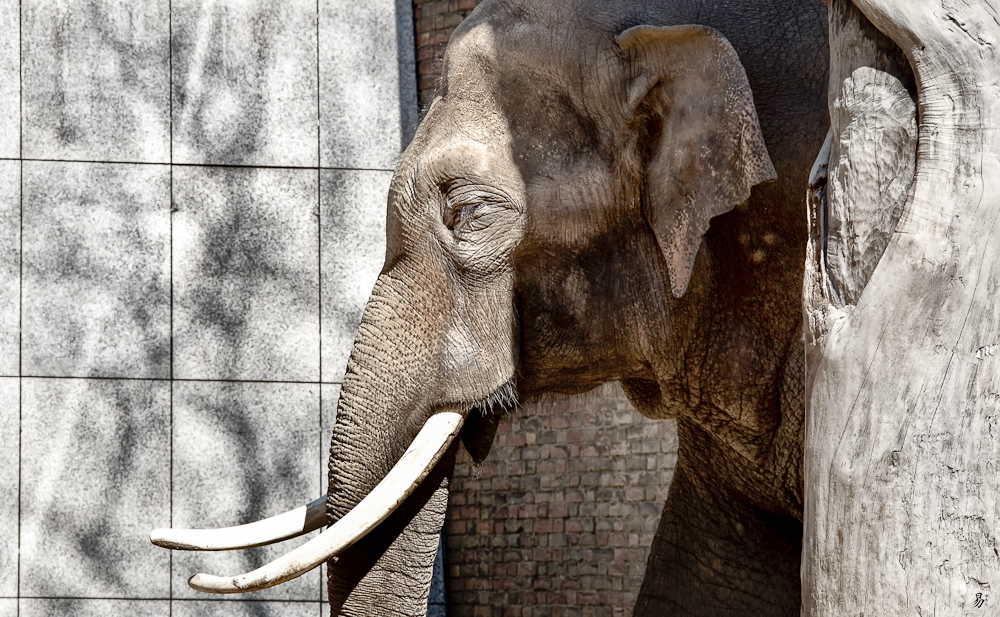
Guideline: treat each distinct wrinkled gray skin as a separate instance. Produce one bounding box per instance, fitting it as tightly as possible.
[326,0,829,615]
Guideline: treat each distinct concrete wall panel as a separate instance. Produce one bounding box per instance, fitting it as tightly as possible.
[172,166,319,382]
[0,0,18,159]
[319,0,415,169]
[21,161,170,379]
[19,378,171,598]
[21,0,170,163]
[319,169,389,382]
[171,0,319,167]
[0,161,18,376]
[0,379,17,597]
[171,381,322,601]
[19,599,170,617]
[173,600,319,617]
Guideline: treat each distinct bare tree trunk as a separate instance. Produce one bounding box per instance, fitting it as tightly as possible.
[804,0,1000,614]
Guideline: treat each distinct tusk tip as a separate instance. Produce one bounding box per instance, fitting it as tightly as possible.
[188,573,230,594]
[150,528,172,548]
[150,528,197,551]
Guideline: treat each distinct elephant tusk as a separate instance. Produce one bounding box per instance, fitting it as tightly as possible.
[150,496,328,551]
[184,410,464,594]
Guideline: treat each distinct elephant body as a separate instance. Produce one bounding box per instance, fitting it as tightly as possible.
[326,1,830,615]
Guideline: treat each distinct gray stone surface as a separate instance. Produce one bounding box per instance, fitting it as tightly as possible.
[171,381,322,601]
[171,0,319,167]
[320,0,413,169]
[0,161,18,376]
[172,600,321,617]
[320,170,389,382]
[0,0,18,159]
[19,600,170,617]
[19,378,171,598]
[21,0,170,163]
[21,162,171,379]
[6,0,419,609]
[0,379,17,597]
[172,166,320,382]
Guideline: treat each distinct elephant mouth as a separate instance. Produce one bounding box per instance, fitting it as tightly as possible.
[459,379,518,462]
[148,380,516,594]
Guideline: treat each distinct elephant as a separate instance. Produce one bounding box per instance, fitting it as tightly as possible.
[151,0,831,614]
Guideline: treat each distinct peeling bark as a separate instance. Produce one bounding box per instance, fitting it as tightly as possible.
[804,0,1000,614]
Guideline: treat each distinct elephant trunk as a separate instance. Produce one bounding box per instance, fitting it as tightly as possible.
[325,269,456,617]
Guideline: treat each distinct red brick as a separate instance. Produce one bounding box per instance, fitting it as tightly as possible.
[624,487,645,501]
[548,503,569,518]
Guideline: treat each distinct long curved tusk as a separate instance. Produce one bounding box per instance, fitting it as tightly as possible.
[150,496,328,551]
[186,411,464,594]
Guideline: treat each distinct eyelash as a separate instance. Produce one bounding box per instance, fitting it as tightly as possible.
[445,201,479,230]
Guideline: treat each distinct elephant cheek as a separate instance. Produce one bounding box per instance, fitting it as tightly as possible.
[442,308,519,404]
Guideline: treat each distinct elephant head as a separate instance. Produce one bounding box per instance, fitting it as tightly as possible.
[152,0,830,613]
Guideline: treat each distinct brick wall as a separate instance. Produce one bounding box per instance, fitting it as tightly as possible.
[447,385,678,616]
[413,0,480,107]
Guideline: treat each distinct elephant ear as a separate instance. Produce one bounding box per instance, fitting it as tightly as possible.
[618,25,776,297]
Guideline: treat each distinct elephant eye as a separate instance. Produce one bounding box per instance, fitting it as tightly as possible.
[441,183,497,233]
[438,181,517,242]
[444,202,479,231]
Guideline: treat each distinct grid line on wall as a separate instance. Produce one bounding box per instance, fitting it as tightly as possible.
[16,1,23,613]
[167,1,174,613]
[3,596,330,603]
[16,0,22,608]
[8,375,346,385]
[315,0,325,611]
[0,156,394,173]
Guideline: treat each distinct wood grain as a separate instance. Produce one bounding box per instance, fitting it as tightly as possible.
[804,0,1000,613]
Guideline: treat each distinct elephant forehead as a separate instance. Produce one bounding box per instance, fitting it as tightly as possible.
[420,139,522,191]
[442,19,562,138]
[418,21,513,156]
[444,23,502,105]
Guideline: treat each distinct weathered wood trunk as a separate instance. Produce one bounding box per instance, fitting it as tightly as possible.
[804,0,1000,614]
